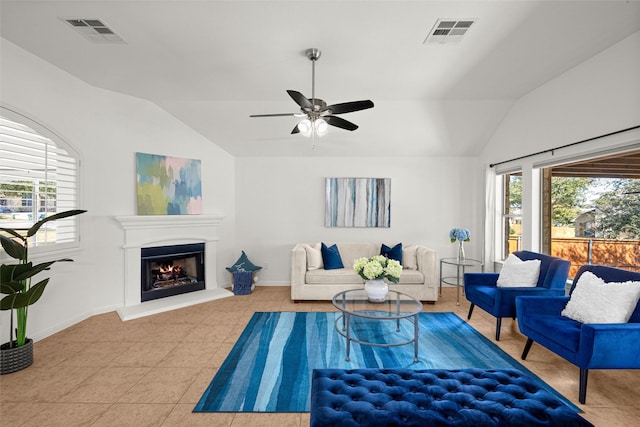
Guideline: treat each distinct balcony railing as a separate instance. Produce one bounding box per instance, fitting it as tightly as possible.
[508,236,640,277]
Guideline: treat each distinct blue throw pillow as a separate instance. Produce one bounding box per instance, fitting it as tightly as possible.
[321,243,344,270]
[226,251,262,272]
[381,243,403,263]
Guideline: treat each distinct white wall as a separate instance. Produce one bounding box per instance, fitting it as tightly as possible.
[482,30,640,167]
[0,39,236,343]
[235,156,483,284]
[480,30,640,251]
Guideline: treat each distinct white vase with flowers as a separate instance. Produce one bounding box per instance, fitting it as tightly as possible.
[353,255,403,302]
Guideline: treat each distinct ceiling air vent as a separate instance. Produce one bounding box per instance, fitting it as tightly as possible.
[424,19,476,44]
[60,18,125,43]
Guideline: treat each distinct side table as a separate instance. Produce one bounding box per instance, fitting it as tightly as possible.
[439,258,484,305]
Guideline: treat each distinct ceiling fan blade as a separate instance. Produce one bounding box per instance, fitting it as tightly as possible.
[249,113,297,117]
[287,90,314,110]
[326,115,359,131]
[321,100,374,115]
[291,124,300,134]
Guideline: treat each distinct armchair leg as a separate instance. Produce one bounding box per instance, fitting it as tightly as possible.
[467,304,474,320]
[495,318,502,341]
[521,338,534,360]
[579,369,588,404]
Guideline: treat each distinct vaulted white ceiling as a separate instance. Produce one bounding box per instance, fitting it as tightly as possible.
[2,1,640,157]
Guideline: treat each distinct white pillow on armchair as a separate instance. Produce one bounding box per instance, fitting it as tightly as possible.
[496,254,541,288]
[561,271,640,323]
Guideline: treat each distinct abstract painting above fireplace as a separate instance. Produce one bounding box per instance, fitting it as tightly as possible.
[135,152,202,215]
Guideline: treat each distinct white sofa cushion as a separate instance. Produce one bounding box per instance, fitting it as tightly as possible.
[306,268,363,284]
[402,245,419,270]
[336,243,378,270]
[397,269,424,284]
[302,243,323,270]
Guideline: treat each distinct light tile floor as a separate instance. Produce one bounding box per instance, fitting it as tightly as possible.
[1,286,639,426]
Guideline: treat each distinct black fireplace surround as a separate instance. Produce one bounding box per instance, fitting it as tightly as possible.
[140,243,205,302]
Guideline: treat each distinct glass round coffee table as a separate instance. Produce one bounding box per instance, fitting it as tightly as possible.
[332,289,423,362]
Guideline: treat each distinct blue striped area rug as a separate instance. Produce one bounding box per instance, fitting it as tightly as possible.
[194,311,578,413]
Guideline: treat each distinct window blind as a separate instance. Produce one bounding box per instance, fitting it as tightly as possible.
[0,116,79,247]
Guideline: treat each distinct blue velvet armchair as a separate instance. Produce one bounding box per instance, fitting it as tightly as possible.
[464,250,570,341]
[517,264,640,404]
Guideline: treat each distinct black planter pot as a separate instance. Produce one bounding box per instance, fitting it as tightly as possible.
[0,339,34,375]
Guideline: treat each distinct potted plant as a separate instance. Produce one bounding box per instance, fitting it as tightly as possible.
[0,209,86,374]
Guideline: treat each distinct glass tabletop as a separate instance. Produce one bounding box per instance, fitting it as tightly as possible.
[440,257,483,267]
[332,289,422,318]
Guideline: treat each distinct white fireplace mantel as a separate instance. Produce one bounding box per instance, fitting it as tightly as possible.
[114,214,232,320]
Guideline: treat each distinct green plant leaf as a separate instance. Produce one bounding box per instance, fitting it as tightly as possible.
[0,234,26,260]
[6,292,30,309]
[1,281,24,294]
[5,262,32,279]
[0,293,19,310]
[0,227,28,241]
[26,209,87,238]
[1,264,18,284]
[24,279,49,306]
[0,279,49,309]
[13,261,57,282]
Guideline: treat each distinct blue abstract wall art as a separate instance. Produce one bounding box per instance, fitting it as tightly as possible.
[325,178,391,227]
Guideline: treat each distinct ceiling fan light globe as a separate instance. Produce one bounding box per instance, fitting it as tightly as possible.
[298,119,312,137]
[315,118,328,136]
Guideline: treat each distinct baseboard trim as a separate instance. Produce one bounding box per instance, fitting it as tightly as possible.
[30,304,120,343]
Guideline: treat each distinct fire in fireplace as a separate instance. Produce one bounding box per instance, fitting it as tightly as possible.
[140,243,205,302]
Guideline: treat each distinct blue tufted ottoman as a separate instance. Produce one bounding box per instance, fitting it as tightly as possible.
[310,368,592,427]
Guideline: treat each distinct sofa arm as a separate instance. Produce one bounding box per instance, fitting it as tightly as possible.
[291,244,307,288]
[464,272,499,287]
[516,295,570,317]
[416,246,438,287]
[578,323,640,368]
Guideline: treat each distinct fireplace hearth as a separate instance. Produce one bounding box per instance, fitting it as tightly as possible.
[141,243,205,302]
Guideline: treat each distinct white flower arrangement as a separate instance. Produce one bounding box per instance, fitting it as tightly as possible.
[353,255,403,284]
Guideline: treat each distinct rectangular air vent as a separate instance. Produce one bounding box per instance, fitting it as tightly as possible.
[424,19,476,44]
[60,18,125,43]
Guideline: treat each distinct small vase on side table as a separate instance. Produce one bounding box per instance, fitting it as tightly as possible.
[457,241,466,263]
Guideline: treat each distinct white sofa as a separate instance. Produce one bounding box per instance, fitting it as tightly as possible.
[290,242,438,302]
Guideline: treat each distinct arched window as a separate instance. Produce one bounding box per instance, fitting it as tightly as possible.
[0,109,81,251]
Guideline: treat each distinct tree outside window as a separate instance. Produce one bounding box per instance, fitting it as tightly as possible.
[549,174,640,275]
